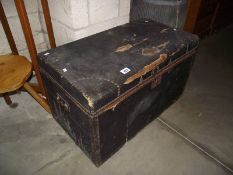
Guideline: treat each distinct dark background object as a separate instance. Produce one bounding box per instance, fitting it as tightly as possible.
[184,0,233,37]
[130,0,233,38]
[130,0,189,29]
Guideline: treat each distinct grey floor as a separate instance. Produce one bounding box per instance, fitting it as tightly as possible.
[1,25,233,175]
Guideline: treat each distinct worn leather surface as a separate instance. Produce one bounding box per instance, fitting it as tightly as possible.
[38,20,199,113]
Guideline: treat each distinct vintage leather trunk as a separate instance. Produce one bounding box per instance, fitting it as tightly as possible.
[38,20,199,166]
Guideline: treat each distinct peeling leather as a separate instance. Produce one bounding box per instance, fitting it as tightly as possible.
[142,41,170,56]
[124,54,168,84]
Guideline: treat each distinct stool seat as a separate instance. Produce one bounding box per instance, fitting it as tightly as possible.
[0,55,32,93]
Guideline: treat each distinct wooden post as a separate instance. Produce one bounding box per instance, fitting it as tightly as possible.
[0,1,19,55]
[21,83,42,93]
[14,0,46,96]
[183,0,202,33]
[23,82,51,113]
[40,0,56,48]
[3,94,12,105]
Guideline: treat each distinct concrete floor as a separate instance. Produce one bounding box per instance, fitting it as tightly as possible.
[1,25,233,175]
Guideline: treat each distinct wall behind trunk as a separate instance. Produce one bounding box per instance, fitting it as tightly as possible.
[40,0,131,46]
[1,0,131,57]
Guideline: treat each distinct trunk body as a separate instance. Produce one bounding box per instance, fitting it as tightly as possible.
[38,20,199,166]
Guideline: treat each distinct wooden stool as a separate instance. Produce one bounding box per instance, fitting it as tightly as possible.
[0,55,32,93]
[0,55,50,113]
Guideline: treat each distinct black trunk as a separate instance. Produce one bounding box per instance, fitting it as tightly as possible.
[38,20,199,166]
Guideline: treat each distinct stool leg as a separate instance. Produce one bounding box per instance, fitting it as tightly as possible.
[3,94,12,105]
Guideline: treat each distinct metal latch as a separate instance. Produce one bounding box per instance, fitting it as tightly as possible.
[56,93,70,112]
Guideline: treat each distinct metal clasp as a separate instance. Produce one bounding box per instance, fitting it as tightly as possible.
[56,93,70,112]
[151,66,162,89]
